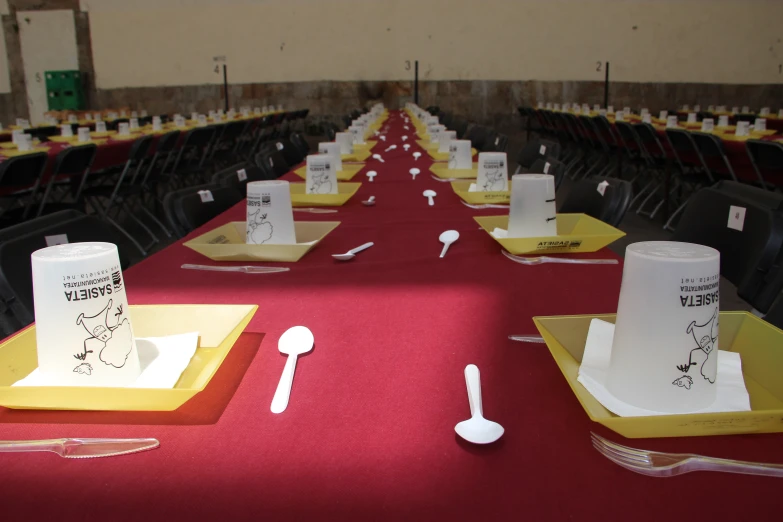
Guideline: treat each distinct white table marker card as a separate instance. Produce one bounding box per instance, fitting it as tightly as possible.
[438,131,457,153]
[305,154,338,195]
[318,142,343,172]
[448,140,473,169]
[476,152,509,192]
[727,205,746,232]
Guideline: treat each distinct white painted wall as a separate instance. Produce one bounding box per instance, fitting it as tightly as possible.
[17,10,79,124]
[84,0,783,88]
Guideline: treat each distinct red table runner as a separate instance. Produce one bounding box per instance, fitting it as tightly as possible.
[1,111,781,521]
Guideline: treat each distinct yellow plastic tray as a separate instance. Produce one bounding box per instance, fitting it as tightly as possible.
[0,139,41,149]
[1,147,50,158]
[533,312,783,438]
[184,221,339,262]
[430,163,479,179]
[343,150,371,162]
[293,163,364,181]
[352,140,377,151]
[474,213,625,255]
[451,181,510,204]
[0,304,257,411]
[416,139,440,151]
[289,182,361,207]
[427,148,478,161]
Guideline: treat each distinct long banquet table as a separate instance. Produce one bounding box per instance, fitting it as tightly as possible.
[1,110,782,521]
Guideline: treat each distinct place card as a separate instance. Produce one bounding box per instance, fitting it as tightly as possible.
[118,122,130,136]
[687,113,697,123]
[537,102,544,109]
[96,121,107,133]
[129,118,139,130]
[17,134,33,151]
[77,127,91,142]
[693,105,701,112]
[640,108,649,116]
[31,242,141,386]
[61,124,73,138]
[707,105,715,112]
[607,105,614,113]
[140,110,148,117]
[681,104,690,111]
[305,154,338,195]
[545,103,553,109]
[152,116,163,131]
[593,104,600,111]
[701,118,714,132]
[507,174,556,238]
[731,107,739,114]
[476,152,508,192]
[93,113,102,122]
[197,114,208,127]
[86,113,93,121]
[718,115,730,126]
[642,114,652,124]
[659,110,668,120]
[614,110,625,122]
[318,142,343,172]
[741,106,750,113]
[667,115,679,128]
[68,114,78,123]
[598,109,607,117]
[335,132,353,154]
[246,180,296,244]
[11,129,23,145]
[754,118,767,132]
[606,242,720,412]
[448,140,473,169]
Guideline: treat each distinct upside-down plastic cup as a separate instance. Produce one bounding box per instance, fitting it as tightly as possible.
[31,243,140,387]
[606,241,720,412]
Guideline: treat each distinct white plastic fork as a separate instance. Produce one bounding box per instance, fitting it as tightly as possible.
[502,250,619,266]
[293,208,338,214]
[430,174,464,183]
[508,335,545,343]
[591,432,783,478]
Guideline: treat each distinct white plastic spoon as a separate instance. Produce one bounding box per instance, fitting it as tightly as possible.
[402,136,408,141]
[403,144,411,151]
[423,189,437,206]
[385,144,397,152]
[332,242,374,261]
[379,135,387,141]
[367,171,377,182]
[454,364,504,444]
[270,326,314,414]
[409,167,420,179]
[413,152,421,161]
[362,195,376,206]
[439,230,459,258]
[373,154,385,163]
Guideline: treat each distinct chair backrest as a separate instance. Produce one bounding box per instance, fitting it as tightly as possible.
[483,132,508,153]
[163,184,243,238]
[212,164,270,190]
[745,140,783,188]
[671,183,783,312]
[0,211,133,336]
[0,151,48,189]
[558,176,633,227]
[52,144,97,176]
[273,139,304,166]
[289,133,310,156]
[463,125,489,150]
[254,151,290,179]
[440,112,454,128]
[516,139,561,170]
[529,157,567,189]
[451,118,469,139]
[633,123,666,159]
[155,130,181,153]
[127,134,155,162]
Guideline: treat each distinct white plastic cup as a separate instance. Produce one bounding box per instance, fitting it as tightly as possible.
[606,241,720,412]
[31,242,141,387]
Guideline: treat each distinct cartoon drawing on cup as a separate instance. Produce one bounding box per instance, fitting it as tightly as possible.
[74,299,134,373]
[309,170,333,194]
[674,308,719,387]
[448,144,457,169]
[482,169,506,191]
[247,208,274,243]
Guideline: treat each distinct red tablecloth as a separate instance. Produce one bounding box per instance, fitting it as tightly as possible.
[1,111,781,521]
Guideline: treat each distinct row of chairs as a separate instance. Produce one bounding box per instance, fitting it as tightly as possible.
[0,109,309,257]
[520,106,783,231]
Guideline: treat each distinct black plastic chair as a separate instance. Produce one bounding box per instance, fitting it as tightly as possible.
[559,176,633,227]
[37,144,98,216]
[0,152,49,224]
[672,182,783,314]
[254,151,290,179]
[483,133,508,153]
[690,132,738,183]
[272,138,305,167]
[463,125,489,151]
[162,184,243,238]
[212,164,270,190]
[169,126,217,185]
[0,210,134,337]
[515,139,561,173]
[745,140,783,190]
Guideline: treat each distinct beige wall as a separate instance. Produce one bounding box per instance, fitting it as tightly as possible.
[0,0,10,94]
[85,0,783,89]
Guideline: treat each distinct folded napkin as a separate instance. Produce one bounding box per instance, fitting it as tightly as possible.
[491,228,508,239]
[577,319,750,417]
[14,332,199,389]
[468,183,477,192]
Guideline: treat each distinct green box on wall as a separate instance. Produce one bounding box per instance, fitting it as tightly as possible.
[45,70,85,111]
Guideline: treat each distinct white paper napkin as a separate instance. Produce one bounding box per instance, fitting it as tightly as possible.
[468,183,478,192]
[577,319,750,417]
[13,332,199,389]
[491,228,508,239]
